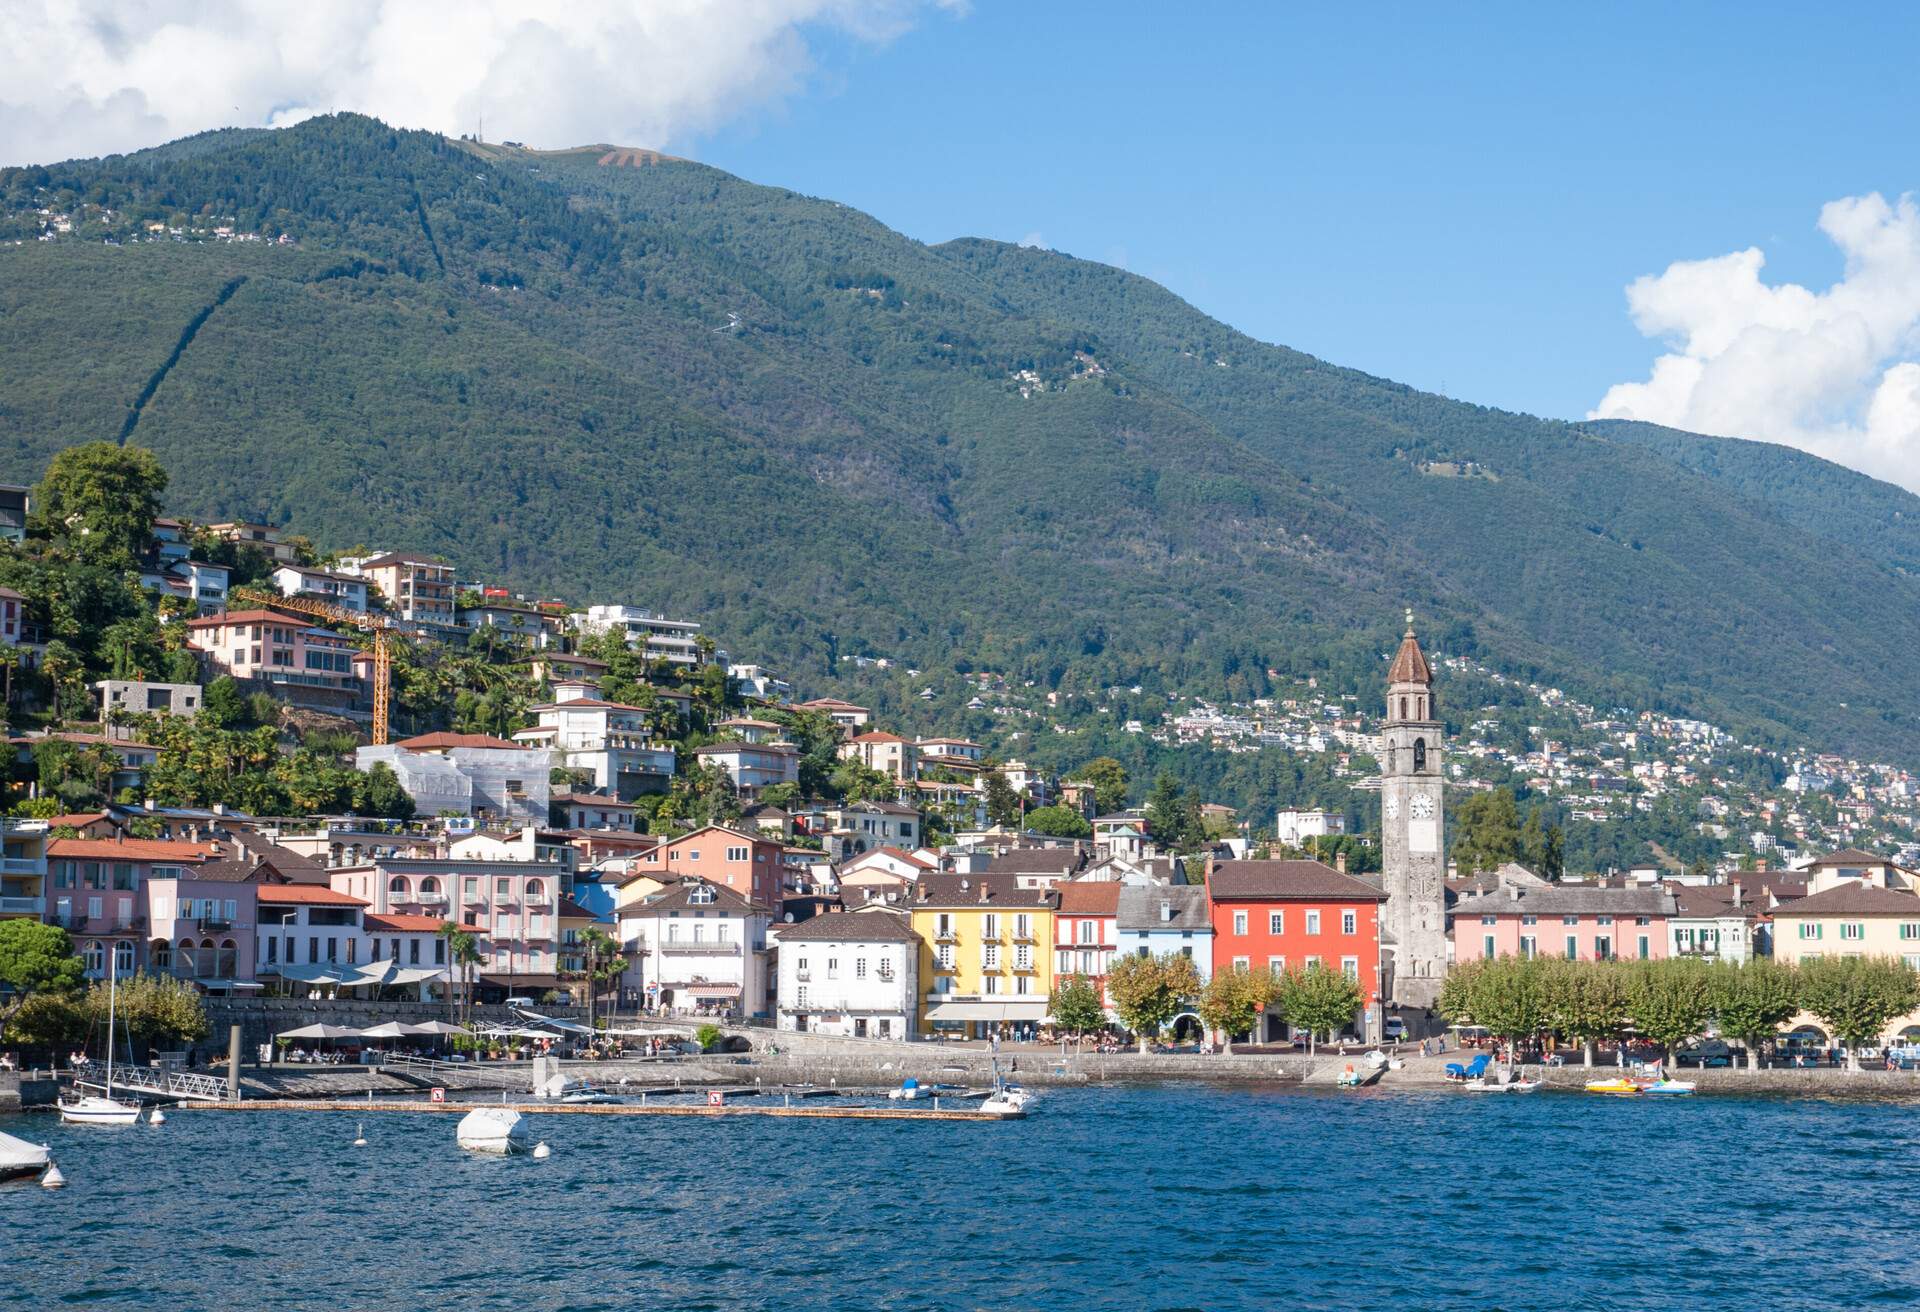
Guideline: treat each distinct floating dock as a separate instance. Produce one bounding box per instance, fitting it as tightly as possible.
[179,1098,1021,1121]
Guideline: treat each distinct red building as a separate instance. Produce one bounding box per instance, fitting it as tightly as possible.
[630,824,785,904]
[1053,882,1119,1004]
[1206,859,1386,1043]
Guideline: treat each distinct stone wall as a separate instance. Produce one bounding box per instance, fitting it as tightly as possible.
[0,1073,58,1110]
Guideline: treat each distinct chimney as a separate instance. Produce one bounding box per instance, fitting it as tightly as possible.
[1160,899,1172,923]
[1732,882,1744,908]
[144,798,156,812]
[1335,850,1348,875]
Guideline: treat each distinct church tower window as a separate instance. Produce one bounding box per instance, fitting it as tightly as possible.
[1413,738,1427,772]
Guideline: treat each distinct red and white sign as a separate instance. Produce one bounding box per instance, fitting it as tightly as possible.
[706,1090,725,1107]
[429,1087,446,1103]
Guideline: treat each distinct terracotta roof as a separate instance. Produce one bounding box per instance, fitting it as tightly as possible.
[392,731,528,751]
[0,586,22,601]
[552,792,635,808]
[847,731,906,744]
[184,609,310,628]
[1055,883,1121,916]
[257,884,367,906]
[47,838,216,862]
[555,897,596,920]
[365,912,480,932]
[795,698,867,711]
[913,873,1057,908]
[693,741,796,756]
[776,910,919,943]
[1208,860,1388,902]
[1772,881,1920,918]
[1807,849,1892,867]
[48,812,111,828]
[1387,624,1433,685]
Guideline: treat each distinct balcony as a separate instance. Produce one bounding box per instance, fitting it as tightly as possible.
[1012,928,1035,944]
[0,895,43,915]
[934,928,958,943]
[417,892,448,907]
[658,941,740,955]
[876,968,896,982]
[196,917,233,933]
[1011,960,1037,973]
[794,970,811,982]
[525,894,552,909]
[0,857,46,875]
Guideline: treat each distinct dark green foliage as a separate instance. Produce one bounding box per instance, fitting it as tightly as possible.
[3,115,1917,769]
[1024,804,1092,839]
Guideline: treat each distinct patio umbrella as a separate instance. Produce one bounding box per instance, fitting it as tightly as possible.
[276,1024,359,1041]
[409,1020,472,1036]
[354,1022,419,1040]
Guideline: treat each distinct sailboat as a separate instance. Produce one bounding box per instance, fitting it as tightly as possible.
[60,947,141,1125]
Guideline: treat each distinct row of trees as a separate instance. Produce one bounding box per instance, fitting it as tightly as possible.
[0,919,208,1053]
[1051,952,1367,1056]
[1440,955,1920,1073]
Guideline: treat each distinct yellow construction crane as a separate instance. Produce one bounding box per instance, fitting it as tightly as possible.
[230,586,396,745]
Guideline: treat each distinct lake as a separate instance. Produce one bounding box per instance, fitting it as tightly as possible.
[2,1083,1912,1310]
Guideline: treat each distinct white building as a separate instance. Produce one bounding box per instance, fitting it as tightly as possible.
[513,690,676,799]
[1275,809,1348,848]
[619,875,771,1020]
[774,910,921,1039]
[356,732,553,826]
[572,605,704,665]
[271,564,370,613]
[728,664,791,700]
[692,741,799,797]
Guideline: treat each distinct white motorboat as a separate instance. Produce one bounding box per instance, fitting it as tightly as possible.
[60,950,140,1126]
[980,1085,1033,1116]
[456,1107,529,1154]
[887,1079,926,1101]
[0,1129,51,1181]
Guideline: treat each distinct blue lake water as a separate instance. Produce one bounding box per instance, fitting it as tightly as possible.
[3,1083,1914,1310]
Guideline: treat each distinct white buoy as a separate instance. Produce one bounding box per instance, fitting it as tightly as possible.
[41,1163,65,1189]
[531,1140,551,1159]
[149,1107,166,1125]
[353,1122,368,1147]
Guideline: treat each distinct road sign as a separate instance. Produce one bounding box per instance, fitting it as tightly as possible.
[430,1087,445,1103]
[706,1089,725,1107]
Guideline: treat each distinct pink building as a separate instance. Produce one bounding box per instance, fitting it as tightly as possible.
[46,837,220,981]
[185,609,362,691]
[1054,882,1119,987]
[1451,886,1676,963]
[146,861,259,989]
[631,824,786,904]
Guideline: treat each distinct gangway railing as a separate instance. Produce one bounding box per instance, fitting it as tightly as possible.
[71,1060,227,1102]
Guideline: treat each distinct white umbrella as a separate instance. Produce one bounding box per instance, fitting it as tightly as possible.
[353,1022,420,1040]
[276,1023,359,1041]
[409,1020,471,1036]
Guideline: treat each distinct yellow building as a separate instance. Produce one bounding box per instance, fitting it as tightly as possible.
[1770,880,1920,1048]
[910,873,1057,1039]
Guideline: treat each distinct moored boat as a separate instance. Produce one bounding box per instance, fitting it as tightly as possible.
[60,950,140,1126]
[1641,1079,1697,1095]
[0,1129,51,1182]
[1584,1077,1640,1095]
[456,1107,529,1154]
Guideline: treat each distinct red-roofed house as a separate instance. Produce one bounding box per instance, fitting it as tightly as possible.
[837,731,917,780]
[630,825,784,904]
[1054,882,1120,989]
[1207,859,1387,1043]
[46,836,219,981]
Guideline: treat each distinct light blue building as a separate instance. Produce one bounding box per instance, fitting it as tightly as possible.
[1114,885,1213,983]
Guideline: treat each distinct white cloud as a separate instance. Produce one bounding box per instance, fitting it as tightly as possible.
[1590,193,1920,493]
[0,0,950,166]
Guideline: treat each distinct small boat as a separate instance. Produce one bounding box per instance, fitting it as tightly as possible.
[0,1129,51,1182]
[456,1107,529,1154]
[1584,1077,1640,1095]
[1641,1079,1696,1095]
[559,1090,622,1105]
[888,1078,926,1101]
[61,950,140,1126]
[1504,1079,1542,1093]
[981,1085,1033,1116]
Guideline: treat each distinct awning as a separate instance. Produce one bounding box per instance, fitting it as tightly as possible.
[923,1001,1049,1022]
[688,985,741,999]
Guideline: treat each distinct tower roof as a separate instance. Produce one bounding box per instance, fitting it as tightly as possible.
[1387,612,1432,685]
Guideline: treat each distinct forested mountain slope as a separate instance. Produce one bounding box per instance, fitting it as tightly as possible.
[1,115,1914,763]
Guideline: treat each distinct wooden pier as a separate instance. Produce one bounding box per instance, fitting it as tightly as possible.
[178,1098,1021,1122]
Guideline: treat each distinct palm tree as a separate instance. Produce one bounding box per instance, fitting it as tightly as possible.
[439,924,482,1028]
[575,926,624,1031]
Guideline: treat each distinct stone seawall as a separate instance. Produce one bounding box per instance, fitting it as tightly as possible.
[0,1072,59,1110]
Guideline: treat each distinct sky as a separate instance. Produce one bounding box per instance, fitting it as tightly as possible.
[8,2,1920,490]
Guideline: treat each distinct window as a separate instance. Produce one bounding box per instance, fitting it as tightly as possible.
[1015,914,1032,940]
[983,975,1001,995]
[265,937,277,964]
[1268,956,1285,976]
[1341,910,1356,935]
[495,878,512,899]
[1267,911,1285,935]
[1636,916,1651,926]
[114,941,134,974]
[1519,935,1536,960]
[1232,911,1248,935]
[1341,956,1359,981]
[982,944,1000,970]
[435,939,446,965]
[726,846,749,862]
[1637,936,1650,960]
[1306,911,1322,935]
[937,943,954,970]
[1562,915,1579,927]
[1565,935,1578,958]
[1483,935,1496,960]
[982,914,999,939]
[1903,924,1920,941]
[1481,914,1497,926]
[1595,936,1612,961]
[1016,944,1032,971]
[410,939,420,964]
[855,958,867,979]
[1521,914,1538,926]
[1057,949,1073,974]
[462,877,479,902]
[1231,956,1250,973]
[827,958,839,980]
[688,885,715,905]
[796,985,808,1008]
[1078,920,1095,944]
[1596,915,1613,926]
[1841,922,1865,940]
[1412,738,1427,771]
[1304,955,1321,971]
[1799,923,1823,940]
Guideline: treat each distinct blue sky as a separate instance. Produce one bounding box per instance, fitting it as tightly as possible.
[683,5,1919,434]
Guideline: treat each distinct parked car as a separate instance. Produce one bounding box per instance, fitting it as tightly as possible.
[503,995,539,1008]
[1384,1017,1408,1041]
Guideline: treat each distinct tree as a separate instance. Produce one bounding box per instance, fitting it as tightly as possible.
[1709,959,1801,1073]
[200,675,247,729]
[1540,957,1629,1066]
[1280,964,1365,1054]
[1196,966,1280,1055]
[92,971,209,1048]
[353,762,416,820]
[1048,974,1107,1038]
[1625,959,1713,1071]
[1,991,86,1050]
[30,442,168,566]
[0,919,85,997]
[1025,804,1093,840]
[573,925,626,1030]
[1069,757,1130,814]
[439,924,483,1027]
[1106,951,1201,1051]
[1520,808,1565,881]
[1463,956,1550,1076]
[1450,789,1523,875]
[1797,956,1920,1070]
[982,770,1022,827]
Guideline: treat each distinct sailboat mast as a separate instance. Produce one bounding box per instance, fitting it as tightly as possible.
[105,943,116,1093]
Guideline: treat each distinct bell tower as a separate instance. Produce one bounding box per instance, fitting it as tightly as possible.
[1379,610,1447,1008]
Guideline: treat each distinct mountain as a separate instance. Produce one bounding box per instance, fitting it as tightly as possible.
[3,114,1917,764]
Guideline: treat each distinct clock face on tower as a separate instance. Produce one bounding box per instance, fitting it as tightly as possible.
[1409,794,1435,820]
[1383,798,1399,820]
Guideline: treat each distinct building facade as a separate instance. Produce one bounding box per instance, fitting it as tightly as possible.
[911,873,1057,1039]
[1378,617,1448,1007]
[775,911,921,1039]
[1208,858,1387,1042]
